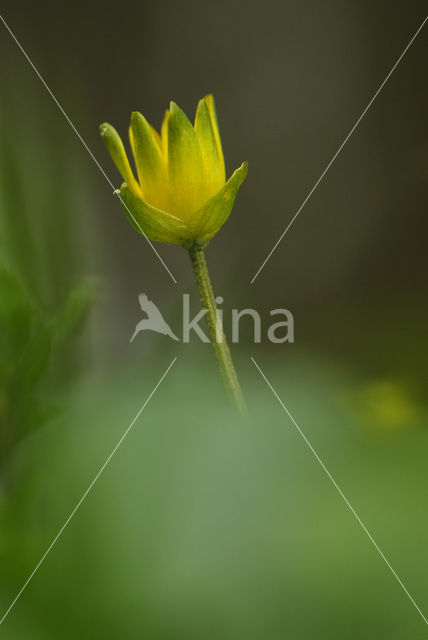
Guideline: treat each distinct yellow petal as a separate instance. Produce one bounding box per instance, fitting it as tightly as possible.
[150,125,162,150]
[131,111,167,208]
[167,101,206,219]
[99,122,140,194]
[194,98,224,197]
[128,125,135,156]
[160,110,169,158]
[204,95,225,182]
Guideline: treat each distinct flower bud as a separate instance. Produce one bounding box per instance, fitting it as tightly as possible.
[100,95,247,248]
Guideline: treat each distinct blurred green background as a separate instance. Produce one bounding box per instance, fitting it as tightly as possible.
[0,0,427,637]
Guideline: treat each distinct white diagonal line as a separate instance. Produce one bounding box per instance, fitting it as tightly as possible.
[0,356,177,626]
[250,15,428,284]
[0,13,177,284]
[251,356,428,626]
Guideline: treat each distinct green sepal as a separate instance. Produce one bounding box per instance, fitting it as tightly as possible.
[118,184,188,245]
[191,161,248,246]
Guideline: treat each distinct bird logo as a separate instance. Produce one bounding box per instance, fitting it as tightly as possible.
[130,293,180,343]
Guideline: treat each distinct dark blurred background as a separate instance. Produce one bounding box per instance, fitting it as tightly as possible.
[0,1,427,638]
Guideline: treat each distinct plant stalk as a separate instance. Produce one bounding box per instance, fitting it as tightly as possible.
[189,245,246,414]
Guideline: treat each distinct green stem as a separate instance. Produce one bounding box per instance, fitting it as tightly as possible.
[189,245,246,414]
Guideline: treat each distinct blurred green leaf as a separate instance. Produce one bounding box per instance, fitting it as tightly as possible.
[55,278,98,342]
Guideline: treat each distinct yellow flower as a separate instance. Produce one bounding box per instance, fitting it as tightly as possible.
[100,95,247,248]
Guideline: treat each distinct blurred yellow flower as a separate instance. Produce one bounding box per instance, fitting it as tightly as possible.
[357,379,417,430]
[100,95,247,248]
